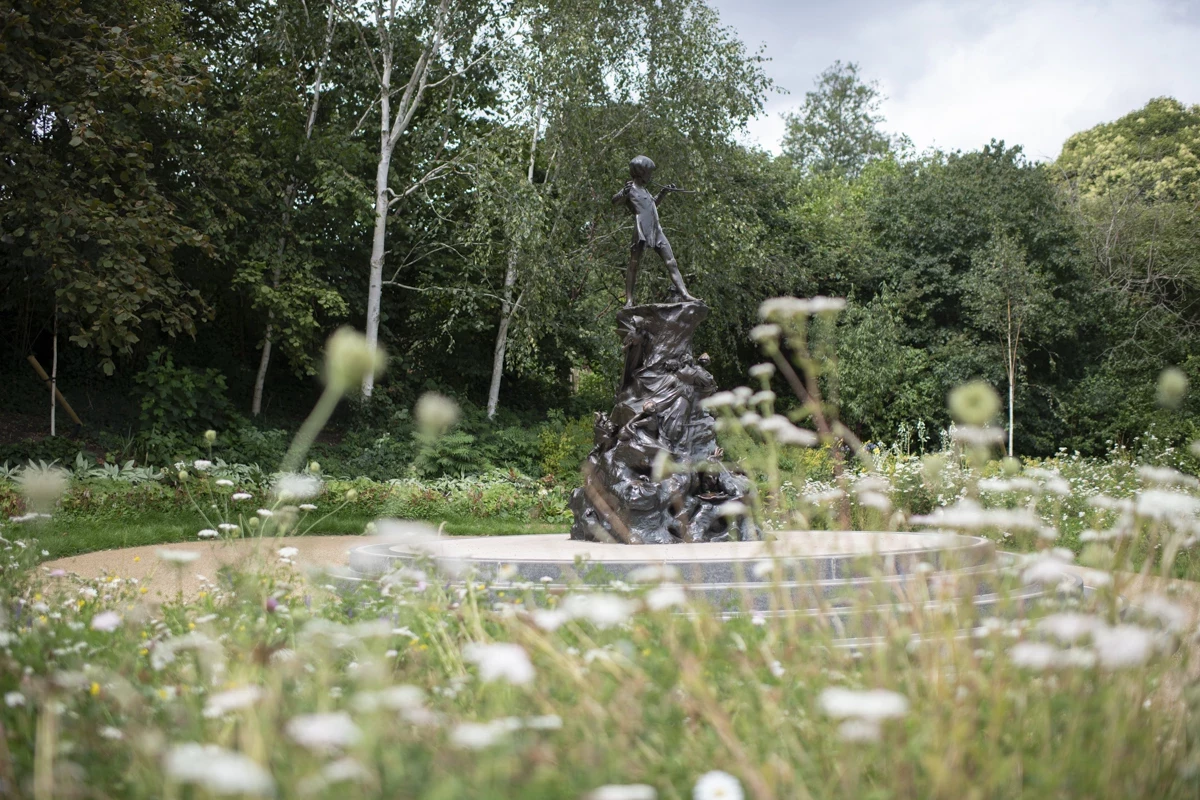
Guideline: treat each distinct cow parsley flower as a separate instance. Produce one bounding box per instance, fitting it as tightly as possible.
[415,391,460,434]
[693,770,744,800]
[701,391,737,410]
[837,718,882,743]
[531,609,569,631]
[450,718,521,749]
[646,584,687,611]
[817,688,909,721]
[1036,613,1104,644]
[90,611,121,632]
[748,362,775,379]
[1135,490,1200,520]
[204,686,264,718]
[1093,625,1158,669]
[1009,641,1061,671]
[157,549,200,565]
[164,743,273,796]
[286,711,362,751]
[273,472,323,501]
[748,324,781,344]
[717,501,749,519]
[561,593,635,628]
[628,564,681,583]
[463,642,535,685]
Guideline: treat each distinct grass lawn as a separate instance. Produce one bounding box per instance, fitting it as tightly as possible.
[28,511,567,561]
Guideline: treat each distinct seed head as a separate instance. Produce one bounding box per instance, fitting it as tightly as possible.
[948,380,1001,425]
[324,327,386,392]
[415,392,460,434]
[1157,367,1188,409]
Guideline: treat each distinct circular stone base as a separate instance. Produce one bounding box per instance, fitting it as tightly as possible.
[342,531,1077,633]
[348,530,994,584]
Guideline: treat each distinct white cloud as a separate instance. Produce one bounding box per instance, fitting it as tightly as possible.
[720,0,1200,160]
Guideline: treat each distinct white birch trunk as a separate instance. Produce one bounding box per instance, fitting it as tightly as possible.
[1008,379,1015,457]
[50,310,57,437]
[485,111,540,419]
[1006,297,1016,457]
[486,251,519,418]
[363,148,392,398]
[252,322,273,415]
[360,0,456,398]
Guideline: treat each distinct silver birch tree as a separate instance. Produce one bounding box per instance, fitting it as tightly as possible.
[356,0,500,398]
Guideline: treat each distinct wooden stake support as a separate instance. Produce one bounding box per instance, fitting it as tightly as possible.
[26,355,83,428]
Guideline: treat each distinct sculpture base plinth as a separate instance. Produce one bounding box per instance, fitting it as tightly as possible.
[571,299,756,544]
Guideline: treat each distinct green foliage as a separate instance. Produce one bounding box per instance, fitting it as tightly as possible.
[568,370,617,417]
[537,413,594,480]
[411,429,483,479]
[383,472,570,523]
[133,348,232,432]
[1053,98,1200,449]
[478,425,542,477]
[233,257,349,378]
[0,437,88,467]
[329,431,416,482]
[1058,97,1200,205]
[837,293,938,440]
[0,0,1197,466]
[0,0,212,374]
[781,60,904,178]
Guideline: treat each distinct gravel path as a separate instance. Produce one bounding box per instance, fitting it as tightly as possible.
[40,535,376,601]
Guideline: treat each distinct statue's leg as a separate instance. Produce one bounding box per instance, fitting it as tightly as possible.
[625,245,644,308]
[657,240,695,301]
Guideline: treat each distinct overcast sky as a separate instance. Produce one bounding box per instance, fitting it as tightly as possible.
[708,0,1200,161]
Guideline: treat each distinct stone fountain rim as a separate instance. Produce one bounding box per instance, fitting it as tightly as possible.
[354,529,991,567]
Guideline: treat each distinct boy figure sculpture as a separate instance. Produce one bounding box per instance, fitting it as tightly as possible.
[613,155,696,307]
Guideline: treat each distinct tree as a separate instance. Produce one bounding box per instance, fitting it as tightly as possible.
[837,292,938,441]
[245,1,343,416]
[963,230,1053,455]
[1055,98,1200,347]
[0,0,211,375]
[470,0,774,418]
[781,61,902,179]
[850,143,1089,452]
[1052,97,1200,448]
[352,0,501,399]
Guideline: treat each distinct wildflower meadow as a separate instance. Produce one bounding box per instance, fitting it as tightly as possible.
[1,309,1199,799]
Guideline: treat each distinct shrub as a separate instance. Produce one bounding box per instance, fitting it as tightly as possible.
[134,348,232,433]
[0,436,87,466]
[411,429,483,479]
[383,472,571,523]
[537,413,593,481]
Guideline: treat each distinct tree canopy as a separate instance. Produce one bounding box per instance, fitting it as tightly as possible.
[0,3,1195,460]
